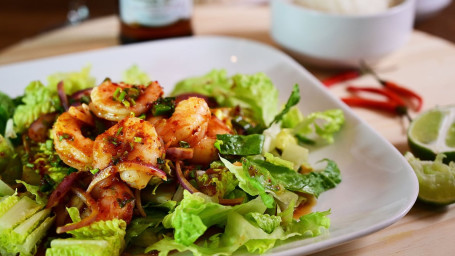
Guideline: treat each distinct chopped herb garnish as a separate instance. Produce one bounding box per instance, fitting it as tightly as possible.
[58,133,73,142]
[26,163,34,168]
[116,127,123,136]
[122,100,131,108]
[113,88,121,99]
[112,85,142,108]
[152,97,175,116]
[118,90,127,102]
[90,168,100,175]
[179,141,190,148]
[67,167,78,174]
[117,197,134,208]
[134,136,143,143]
[138,113,146,120]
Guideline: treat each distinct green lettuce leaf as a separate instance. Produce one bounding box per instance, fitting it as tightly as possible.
[15,180,48,205]
[245,212,281,234]
[146,209,331,256]
[214,134,264,155]
[13,81,59,133]
[161,191,267,247]
[289,109,345,145]
[46,219,127,256]
[220,157,275,208]
[251,159,341,197]
[125,212,167,246]
[0,195,54,256]
[0,92,15,136]
[122,65,151,85]
[0,134,22,184]
[270,84,300,126]
[47,66,96,95]
[171,70,279,126]
[14,66,96,133]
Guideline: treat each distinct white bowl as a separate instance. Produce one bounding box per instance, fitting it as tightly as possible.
[415,0,451,21]
[270,0,416,68]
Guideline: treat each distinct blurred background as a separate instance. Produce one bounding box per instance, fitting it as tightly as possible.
[0,0,454,51]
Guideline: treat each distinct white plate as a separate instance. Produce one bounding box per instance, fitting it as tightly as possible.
[0,36,418,255]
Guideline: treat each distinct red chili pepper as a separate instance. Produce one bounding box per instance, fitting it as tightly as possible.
[342,97,410,120]
[359,61,423,112]
[321,70,361,87]
[346,86,406,106]
[379,80,423,112]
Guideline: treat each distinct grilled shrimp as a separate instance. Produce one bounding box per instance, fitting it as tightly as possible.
[192,115,232,164]
[90,79,163,121]
[154,97,211,147]
[151,97,232,164]
[91,175,135,223]
[53,105,94,171]
[92,117,165,189]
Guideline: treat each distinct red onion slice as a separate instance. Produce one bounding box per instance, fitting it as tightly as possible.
[56,187,99,234]
[175,161,199,194]
[28,112,58,142]
[70,88,92,107]
[57,81,69,111]
[46,171,82,209]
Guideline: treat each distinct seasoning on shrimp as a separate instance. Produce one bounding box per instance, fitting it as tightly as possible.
[91,117,166,190]
[52,105,95,171]
[89,79,163,121]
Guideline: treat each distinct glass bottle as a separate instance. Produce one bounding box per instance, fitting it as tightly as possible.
[119,0,193,44]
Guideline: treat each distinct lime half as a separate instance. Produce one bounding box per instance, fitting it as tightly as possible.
[408,106,455,163]
[406,152,455,205]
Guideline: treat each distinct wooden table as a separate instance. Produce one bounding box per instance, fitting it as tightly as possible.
[2,4,455,256]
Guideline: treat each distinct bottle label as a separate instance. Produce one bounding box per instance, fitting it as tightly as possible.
[120,0,192,27]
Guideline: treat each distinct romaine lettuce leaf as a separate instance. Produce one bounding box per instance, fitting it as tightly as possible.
[122,65,151,85]
[0,195,54,256]
[14,66,96,133]
[0,134,22,183]
[0,92,15,136]
[250,159,341,197]
[214,134,264,155]
[13,81,58,133]
[47,65,96,95]
[146,209,331,256]
[270,84,300,126]
[220,157,275,208]
[161,191,267,247]
[46,219,127,256]
[285,108,345,145]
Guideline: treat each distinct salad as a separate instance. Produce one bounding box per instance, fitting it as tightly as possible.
[0,66,344,256]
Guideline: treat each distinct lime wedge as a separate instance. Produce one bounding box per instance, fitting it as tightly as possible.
[408,106,455,163]
[406,152,455,205]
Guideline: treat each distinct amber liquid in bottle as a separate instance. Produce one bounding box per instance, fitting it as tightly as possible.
[119,0,193,44]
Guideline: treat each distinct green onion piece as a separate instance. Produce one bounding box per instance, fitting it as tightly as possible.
[134,137,142,143]
[118,90,127,102]
[138,114,146,120]
[116,127,123,136]
[179,141,190,148]
[90,168,100,175]
[122,100,131,108]
[113,88,121,99]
